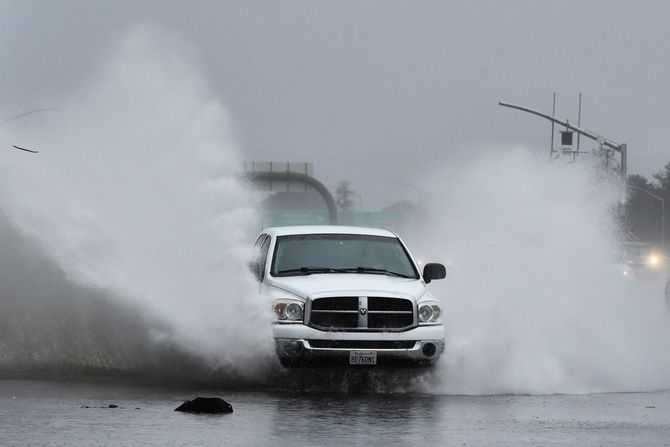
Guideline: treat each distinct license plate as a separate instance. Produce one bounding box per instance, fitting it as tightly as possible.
[349,350,377,365]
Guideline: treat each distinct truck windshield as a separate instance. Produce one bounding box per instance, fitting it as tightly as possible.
[271,234,419,278]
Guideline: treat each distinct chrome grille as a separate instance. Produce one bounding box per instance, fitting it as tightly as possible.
[309,296,414,331]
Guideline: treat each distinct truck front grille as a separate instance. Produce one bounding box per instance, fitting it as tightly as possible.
[309,296,414,331]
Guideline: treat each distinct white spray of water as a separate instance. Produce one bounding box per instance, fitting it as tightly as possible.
[2,26,668,395]
[0,25,274,379]
[412,148,670,395]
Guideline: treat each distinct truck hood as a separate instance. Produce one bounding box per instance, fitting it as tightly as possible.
[267,273,426,300]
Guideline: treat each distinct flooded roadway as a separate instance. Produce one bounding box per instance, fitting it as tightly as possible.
[1,379,668,446]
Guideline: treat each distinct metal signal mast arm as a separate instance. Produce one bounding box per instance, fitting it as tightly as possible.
[498,100,627,180]
[498,101,622,151]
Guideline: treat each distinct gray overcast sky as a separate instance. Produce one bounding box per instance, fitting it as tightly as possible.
[2,1,669,208]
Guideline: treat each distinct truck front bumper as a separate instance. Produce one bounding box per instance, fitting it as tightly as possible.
[273,324,445,367]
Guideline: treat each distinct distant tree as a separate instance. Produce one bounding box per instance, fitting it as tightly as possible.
[335,180,355,211]
[623,172,666,249]
[628,173,653,190]
[653,162,670,251]
[653,161,670,193]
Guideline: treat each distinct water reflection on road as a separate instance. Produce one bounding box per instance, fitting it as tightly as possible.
[2,379,670,446]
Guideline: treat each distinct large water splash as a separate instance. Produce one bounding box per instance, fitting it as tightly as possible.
[411,148,670,394]
[0,25,274,383]
[2,25,669,395]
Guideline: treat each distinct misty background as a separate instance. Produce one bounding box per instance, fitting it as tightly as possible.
[2,0,670,209]
[1,1,669,395]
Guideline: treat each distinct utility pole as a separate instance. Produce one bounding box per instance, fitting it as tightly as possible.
[499,100,627,181]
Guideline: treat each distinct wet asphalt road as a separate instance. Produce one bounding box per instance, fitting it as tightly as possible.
[1,379,669,446]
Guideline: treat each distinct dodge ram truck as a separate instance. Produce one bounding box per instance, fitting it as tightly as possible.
[250,226,446,367]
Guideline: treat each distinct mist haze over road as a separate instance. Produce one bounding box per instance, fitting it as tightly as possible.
[0,26,273,385]
[1,4,670,445]
[1,24,668,397]
[414,149,670,394]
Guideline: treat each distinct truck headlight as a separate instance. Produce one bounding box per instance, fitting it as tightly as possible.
[272,300,304,323]
[418,302,442,324]
[286,302,303,320]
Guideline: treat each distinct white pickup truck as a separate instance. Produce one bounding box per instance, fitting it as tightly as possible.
[250,226,446,367]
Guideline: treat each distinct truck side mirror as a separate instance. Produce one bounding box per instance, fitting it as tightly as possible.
[423,263,446,284]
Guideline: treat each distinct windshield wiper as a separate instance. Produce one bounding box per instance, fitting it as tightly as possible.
[276,266,350,276]
[276,266,413,278]
[341,266,414,278]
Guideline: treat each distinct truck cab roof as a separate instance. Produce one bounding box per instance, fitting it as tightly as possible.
[262,225,398,238]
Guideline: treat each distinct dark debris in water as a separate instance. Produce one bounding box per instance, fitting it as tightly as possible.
[80,404,140,410]
[175,397,233,414]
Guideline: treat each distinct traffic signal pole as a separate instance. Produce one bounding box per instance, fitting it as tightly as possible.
[499,100,627,181]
